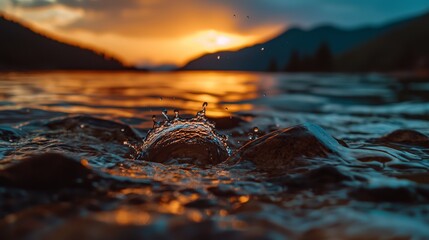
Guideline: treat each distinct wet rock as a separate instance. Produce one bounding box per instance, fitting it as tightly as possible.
[140,120,230,165]
[395,173,429,184]
[209,116,245,130]
[0,126,24,142]
[269,166,366,190]
[0,153,98,190]
[226,123,345,168]
[0,108,66,125]
[207,185,239,197]
[184,198,217,209]
[336,138,349,147]
[374,129,429,147]
[349,186,429,203]
[44,115,142,143]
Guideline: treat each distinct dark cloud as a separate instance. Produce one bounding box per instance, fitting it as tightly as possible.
[7,0,429,37]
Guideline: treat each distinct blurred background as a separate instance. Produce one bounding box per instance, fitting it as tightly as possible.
[1,0,429,73]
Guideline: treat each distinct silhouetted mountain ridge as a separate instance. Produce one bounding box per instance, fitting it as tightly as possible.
[0,15,129,71]
[181,14,414,72]
[336,12,429,72]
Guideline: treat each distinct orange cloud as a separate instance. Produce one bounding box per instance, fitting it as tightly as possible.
[2,1,285,65]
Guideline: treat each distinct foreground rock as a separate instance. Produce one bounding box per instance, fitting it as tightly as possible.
[44,116,142,144]
[269,165,367,190]
[140,120,230,165]
[0,153,98,190]
[226,123,346,169]
[0,126,24,142]
[373,129,429,147]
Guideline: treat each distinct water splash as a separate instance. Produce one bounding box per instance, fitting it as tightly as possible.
[174,109,179,119]
[140,102,231,165]
[162,109,169,121]
[248,127,260,140]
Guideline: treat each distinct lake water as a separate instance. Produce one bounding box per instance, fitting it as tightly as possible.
[1,71,429,239]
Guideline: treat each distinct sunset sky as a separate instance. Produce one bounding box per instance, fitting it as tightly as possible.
[2,0,429,67]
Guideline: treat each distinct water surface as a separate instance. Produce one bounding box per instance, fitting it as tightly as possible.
[1,71,429,239]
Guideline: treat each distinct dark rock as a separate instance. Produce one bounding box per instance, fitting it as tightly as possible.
[45,115,142,143]
[349,186,429,203]
[0,126,24,142]
[336,138,349,147]
[395,173,429,184]
[226,123,345,168]
[125,194,148,205]
[140,121,230,165]
[374,129,429,147]
[209,116,245,130]
[0,153,98,190]
[184,198,217,209]
[269,166,365,190]
[207,185,239,197]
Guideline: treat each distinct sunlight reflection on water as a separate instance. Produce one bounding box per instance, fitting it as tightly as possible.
[2,72,429,239]
[0,71,277,119]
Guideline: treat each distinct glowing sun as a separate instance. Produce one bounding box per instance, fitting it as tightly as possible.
[191,30,254,53]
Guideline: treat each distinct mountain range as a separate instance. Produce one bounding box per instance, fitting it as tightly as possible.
[2,11,429,72]
[0,15,129,71]
[336,12,429,72]
[182,11,429,72]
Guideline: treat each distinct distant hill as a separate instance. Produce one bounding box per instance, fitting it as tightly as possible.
[336,12,429,72]
[0,15,128,71]
[181,15,411,72]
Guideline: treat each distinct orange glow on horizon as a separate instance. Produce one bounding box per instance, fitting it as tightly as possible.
[192,30,249,53]
[1,9,285,67]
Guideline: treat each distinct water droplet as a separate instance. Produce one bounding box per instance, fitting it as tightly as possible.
[263,92,267,97]
[248,133,254,140]
[197,102,208,118]
[162,109,169,120]
[253,127,259,133]
[222,135,228,141]
[225,107,229,111]
[121,128,125,132]
[123,141,128,145]
[217,56,221,60]
[152,115,159,127]
[261,47,264,51]
[80,124,85,129]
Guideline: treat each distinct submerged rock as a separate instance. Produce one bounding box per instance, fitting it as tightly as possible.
[349,185,429,203]
[44,115,142,143]
[269,165,367,190]
[140,119,230,165]
[209,116,245,130]
[0,126,24,142]
[226,123,345,168]
[0,153,97,190]
[374,129,429,147]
